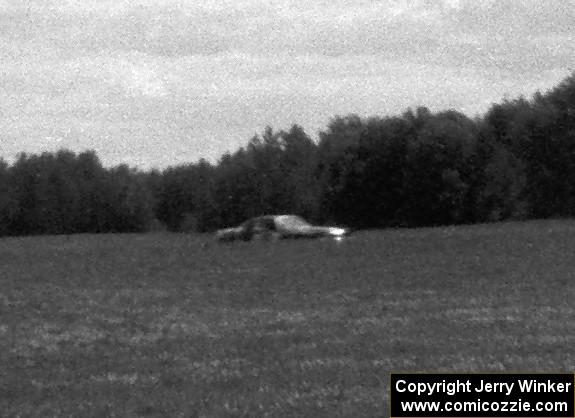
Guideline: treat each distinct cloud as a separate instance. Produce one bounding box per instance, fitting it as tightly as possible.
[3,0,572,66]
[0,0,573,167]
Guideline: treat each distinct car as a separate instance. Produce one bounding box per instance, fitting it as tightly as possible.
[215,215,349,242]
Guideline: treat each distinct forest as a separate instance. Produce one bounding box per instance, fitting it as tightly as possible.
[1,72,574,236]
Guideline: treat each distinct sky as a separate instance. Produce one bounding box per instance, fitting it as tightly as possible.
[1,0,573,169]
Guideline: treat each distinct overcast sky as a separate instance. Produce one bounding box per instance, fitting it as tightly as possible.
[1,0,573,168]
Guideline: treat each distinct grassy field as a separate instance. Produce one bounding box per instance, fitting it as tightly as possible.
[2,219,575,417]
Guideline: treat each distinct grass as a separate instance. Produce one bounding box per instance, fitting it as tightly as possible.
[1,219,575,417]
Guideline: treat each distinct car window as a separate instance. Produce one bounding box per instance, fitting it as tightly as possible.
[258,217,276,230]
[245,217,276,232]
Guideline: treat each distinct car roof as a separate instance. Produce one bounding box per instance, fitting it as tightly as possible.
[239,214,307,227]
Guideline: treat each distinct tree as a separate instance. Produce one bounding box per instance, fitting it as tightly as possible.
[403,110,478,226]
[101,165,155,232]
[0,158,15,236]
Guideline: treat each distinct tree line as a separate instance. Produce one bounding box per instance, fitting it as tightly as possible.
[1,72,574,236]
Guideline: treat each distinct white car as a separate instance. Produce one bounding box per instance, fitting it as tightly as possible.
[215,215,349,242]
